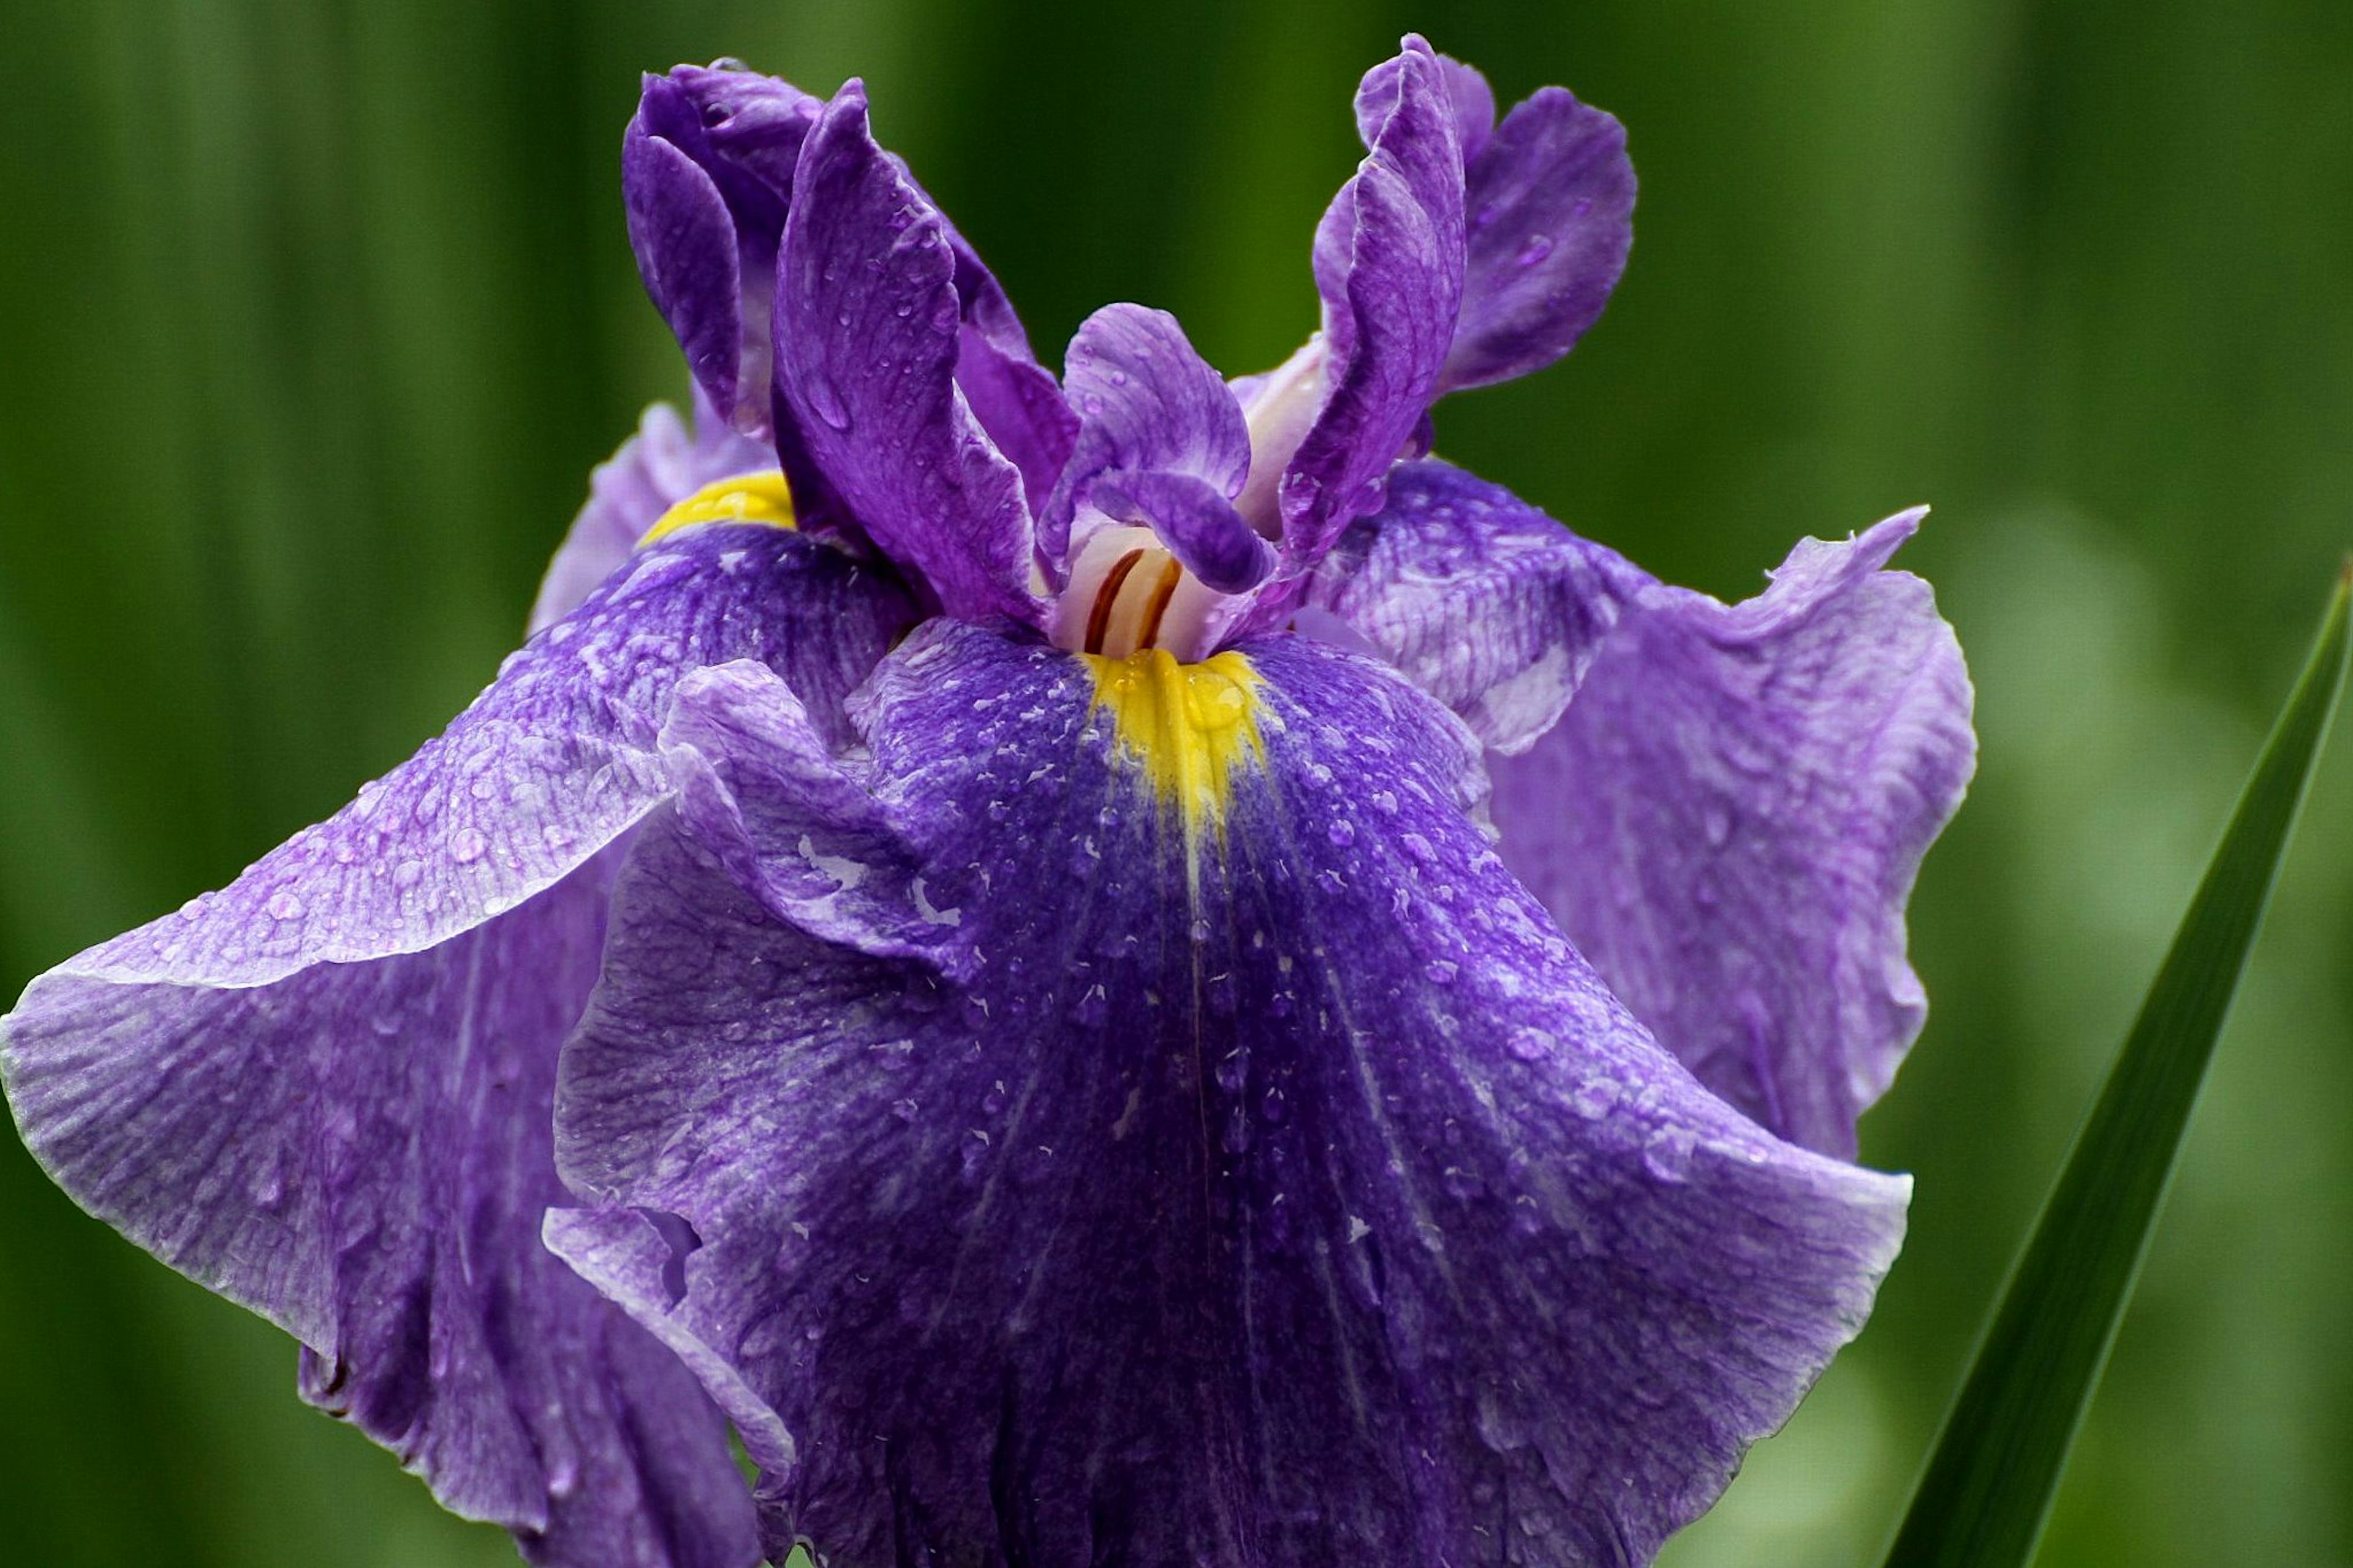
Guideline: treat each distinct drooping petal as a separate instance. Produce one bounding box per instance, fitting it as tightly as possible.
[776,82,1042,626]
[551,620,1909,1566]
[1490,512,1976,1157]
[0,525,914,1561]
[6,859,757,1567]
[529,386,776,633]
[1310,460,1637,752]
[659,659,963,968]
[1233,36,1463,640]
[1440,81,1635,394]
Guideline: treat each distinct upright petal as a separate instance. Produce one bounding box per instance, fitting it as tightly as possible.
[776,83,1042,626]
[626,67,857,539]
[552,621,1909,1567]
[626,68,819,436]
[1441,80,1635,393]
[1311,460,1638,752]
[1,526,914,1563]
[529,386,775,633]
[943,221,1081,517]
[1490,513,1976,1156]
[1280,38,1465,577]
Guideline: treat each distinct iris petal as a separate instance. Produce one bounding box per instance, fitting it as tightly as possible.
[1439,67,1637,394]
[0,527,914,1564]
[1312,461,1635,752]
[1278,37,1466,581]
[1489,512,1976,1156]
[552,621,1909,1566]
[529,387,775,633]
[776,83,1045,626]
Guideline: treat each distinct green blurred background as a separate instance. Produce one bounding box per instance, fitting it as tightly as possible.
[2,0,2349,1562]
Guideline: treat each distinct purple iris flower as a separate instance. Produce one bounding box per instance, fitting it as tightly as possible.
[1,36,1973,1568]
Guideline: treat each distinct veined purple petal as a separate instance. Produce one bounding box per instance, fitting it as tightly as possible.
[626,70,817,434]
[529,386,776,633]
[1436,54,1498,164]
[776,83,1042,626]
[943,222,1081,515]
[1262,37,1464,615]
[1311,460,1638,752]
[1491,512,1976,1156]
[626,67,858,539]
[624,132,749,425]
[660,659,963,968]
[1441,78,1636,394]
[0,526,914,1561]
[551,620,1909,1566]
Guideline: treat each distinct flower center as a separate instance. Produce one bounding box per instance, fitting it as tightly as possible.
[636,471,796,548]
[1053,526,1232,661]
[1083,646,1264,828]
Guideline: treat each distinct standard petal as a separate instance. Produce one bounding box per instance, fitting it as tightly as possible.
[1,526,913,1561]
[1435,53,1498,164]
[623,131,749,425]
[528,387,775,634]
[553,621,1909,1566]
[776,83,1042,625]
[1441,86,1637,394]
[1311,460,1638,752]
[626,69,819,434]
[1490,512,1976,1157]
[1262,37,1464,612]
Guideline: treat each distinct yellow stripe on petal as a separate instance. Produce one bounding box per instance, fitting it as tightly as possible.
[1083,648,1264,828]
[636,471,797,548]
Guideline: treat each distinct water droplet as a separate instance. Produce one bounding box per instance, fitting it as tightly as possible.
[1514,233,1555,268]
[1326,819,1357,847]
[1507,1026,1550,1062]
[805,369,853,431]
[450,827,488,865]
[1189,917,1213,945]
[392,859,425,888]
[265,892,305,922]
[891,1097,919,1123]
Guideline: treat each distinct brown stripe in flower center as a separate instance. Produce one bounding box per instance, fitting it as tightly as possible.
[1085,548,1146,656]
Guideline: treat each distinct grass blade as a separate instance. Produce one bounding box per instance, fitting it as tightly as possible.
[1882,567,2351,1568]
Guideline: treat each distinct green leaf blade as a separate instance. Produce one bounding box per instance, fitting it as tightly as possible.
[1882,568,2352,1568]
